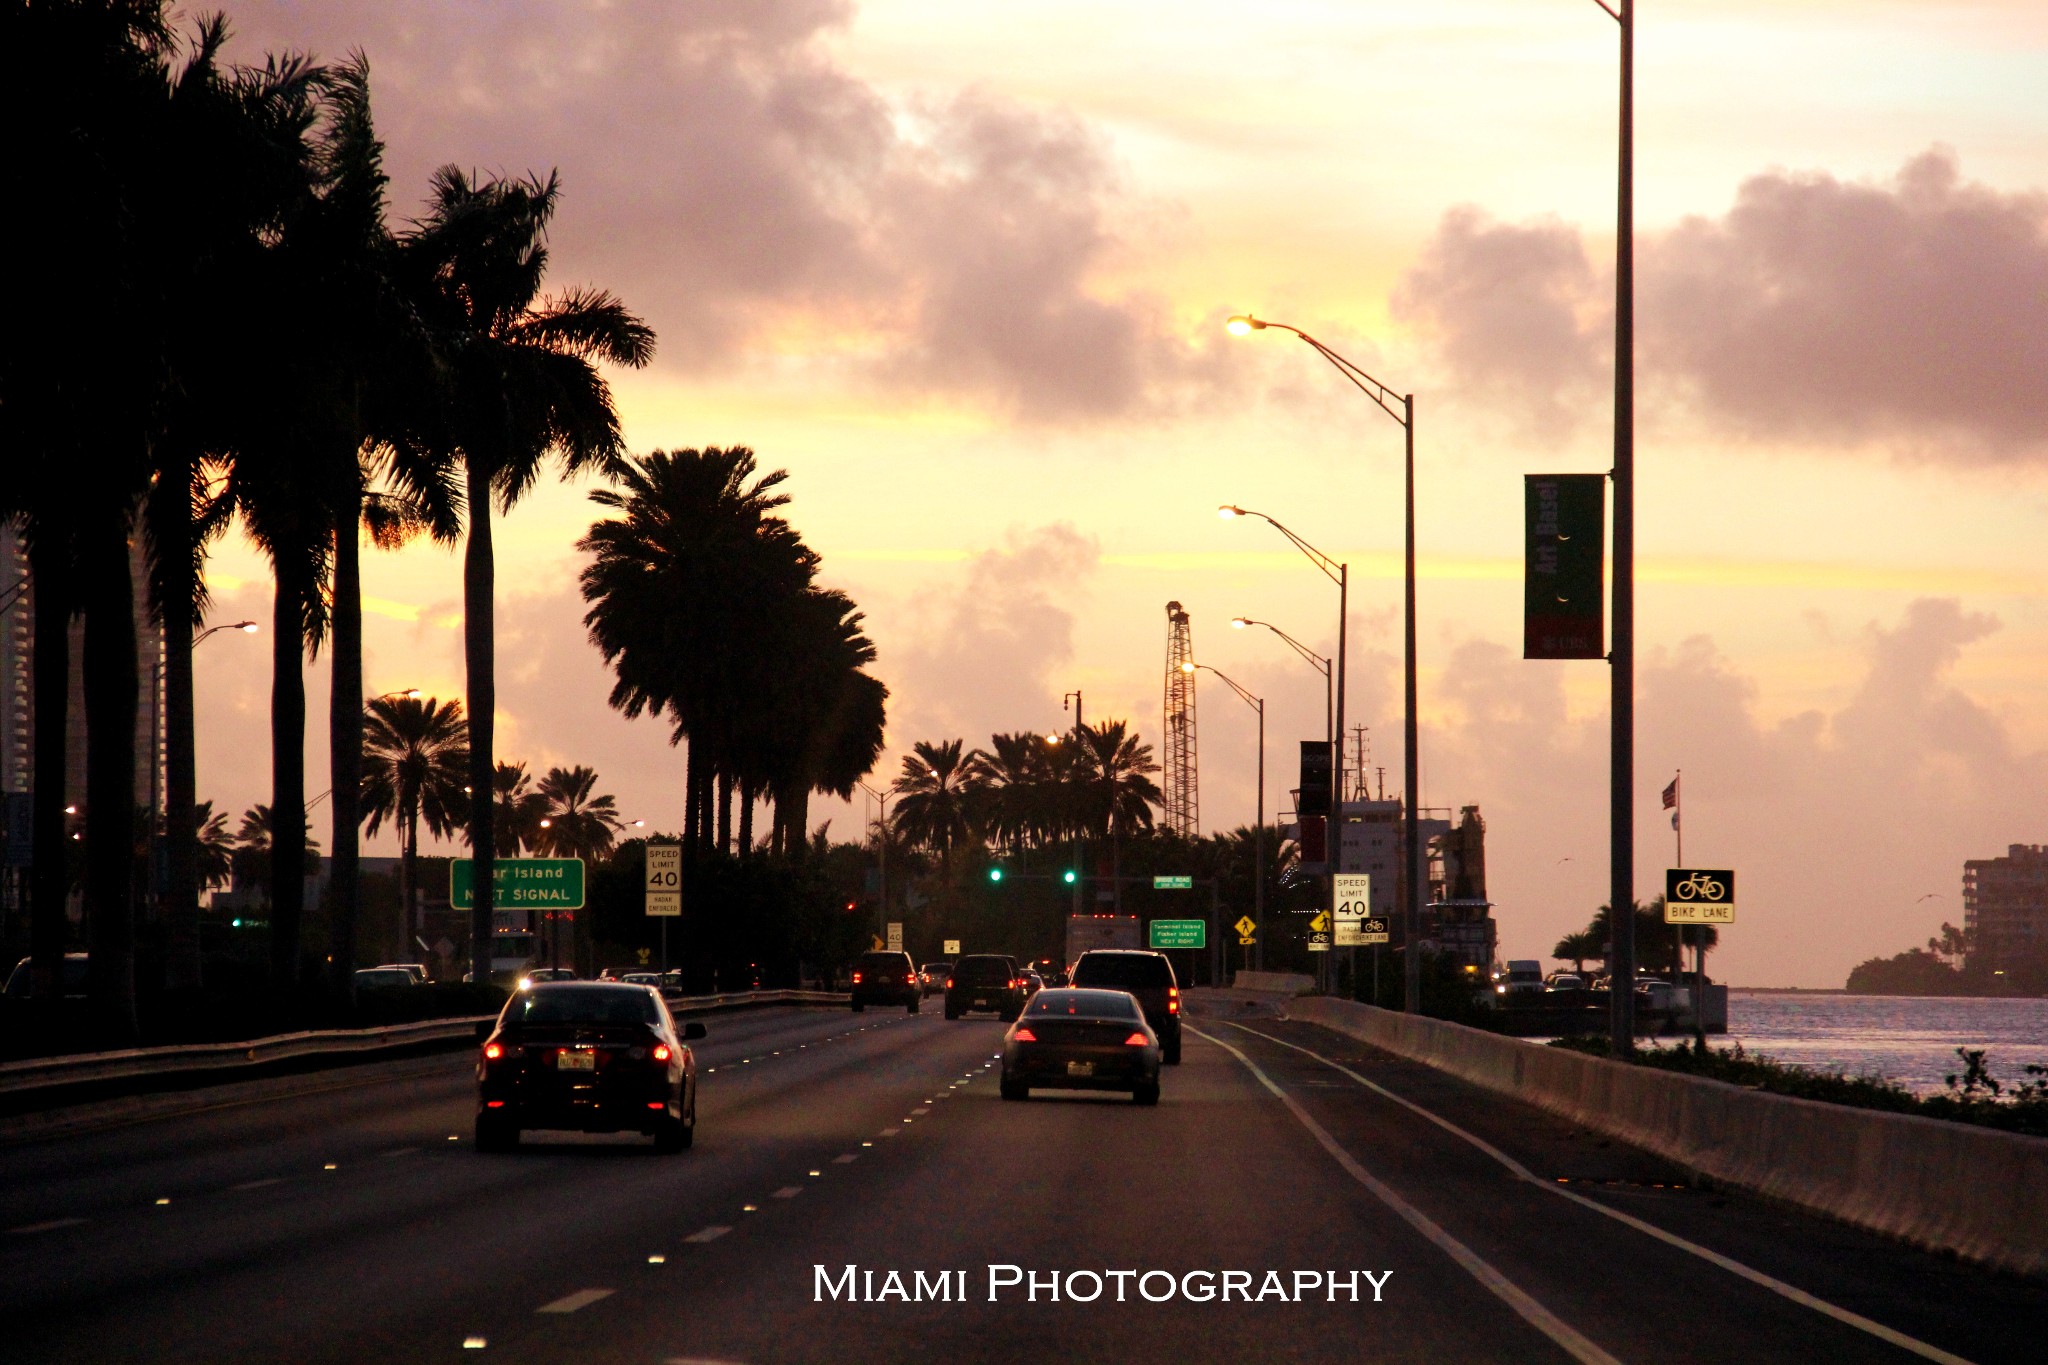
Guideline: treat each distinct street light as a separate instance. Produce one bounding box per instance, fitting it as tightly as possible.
[150,620,260,905]
[1216,502,1347,995]
[1230,617,1333,744]
[1194,663,1265,975]
[1227,315,1423,1014]
[857,779,891,944]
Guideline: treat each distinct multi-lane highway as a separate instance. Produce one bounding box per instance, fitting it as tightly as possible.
[3,999,2039,1364]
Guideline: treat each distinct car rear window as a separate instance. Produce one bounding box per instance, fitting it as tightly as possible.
[1027,990,1137,1018]
[512,986,659,1026]
[1071,953,1175,989]
[857,952,911,974]
[952,956,1012,985]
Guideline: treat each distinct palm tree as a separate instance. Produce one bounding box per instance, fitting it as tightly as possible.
[360,695,469,963]
[967,732,1060,855]
[232,804,322,904]
[193,801,236,893]
[889,740,983,859]
[1552,929,1602,975]
[1074,720,1162,911]
[402,166,653,984]
[492,762,550,856]
[533,766,624,862]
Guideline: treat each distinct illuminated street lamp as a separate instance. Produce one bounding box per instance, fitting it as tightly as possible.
[1226,316,1424,1013]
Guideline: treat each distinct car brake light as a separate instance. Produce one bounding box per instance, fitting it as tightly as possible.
[1168,986,1180,1014]
[483,1042,503,1060]
[1013,1027,1037,1042]
[486,1099,505,1108]
[652,1043,672,1062]
[852,971,863,983]
[1124,1032,1149,1046]
[647,1101,665,1110]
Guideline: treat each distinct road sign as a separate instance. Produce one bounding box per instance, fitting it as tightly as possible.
[451,857,584,910]
[1238,936,1256,946]
[1352,916,1390,945]
[1309,911,1331,933]
[1149,919,1206,949]
[644,843,681,917]
[1665,868,1735,923]
[943,939,961,956]
[1334,874,1372,945]
[1233,916,1257,937]
[1524,473,1606,659]
[1153,874,1194,890]
[887,921,903,951]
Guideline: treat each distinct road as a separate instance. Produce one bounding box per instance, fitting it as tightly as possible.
[2,1000,2039,1364]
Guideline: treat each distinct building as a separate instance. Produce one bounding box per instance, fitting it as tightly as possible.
[1963,844,2048,975]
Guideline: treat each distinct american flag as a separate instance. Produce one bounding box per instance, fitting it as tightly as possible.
[1661,776,1679,810]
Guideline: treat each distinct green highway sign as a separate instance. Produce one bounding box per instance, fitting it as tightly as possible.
[1153,875,1194,890]
[1149,919,1206,949]
[452,857,585,910]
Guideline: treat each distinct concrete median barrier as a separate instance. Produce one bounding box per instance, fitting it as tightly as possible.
[1286,996,2048,1280]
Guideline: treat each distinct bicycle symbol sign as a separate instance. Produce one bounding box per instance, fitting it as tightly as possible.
[1664,868,1734,924]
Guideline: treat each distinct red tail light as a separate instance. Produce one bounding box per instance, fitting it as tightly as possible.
[852,971,864,984]
[945,977,954,989]
[647,1101,665,1110]
[1012,1027,1037,1042]
[652,1043,672,1062]
[483,1041,503,1060]
[1167,986,1180,1015]
[485,1099,506,1108]
[1124,1032,1149,1046]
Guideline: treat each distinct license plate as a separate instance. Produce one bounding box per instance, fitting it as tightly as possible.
[1066,1060,1095,1077]
[556,1050,596,1071]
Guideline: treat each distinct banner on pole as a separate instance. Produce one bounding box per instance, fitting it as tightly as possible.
[1524,474,1606,659]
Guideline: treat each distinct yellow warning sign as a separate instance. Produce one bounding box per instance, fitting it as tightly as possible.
[1234,916,1257,937]
[1309,912,1331,933]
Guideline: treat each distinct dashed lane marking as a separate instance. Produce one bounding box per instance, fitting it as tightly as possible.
[833,1154,857,1164]
[229,1178,285,1192]
[536,1288,613,1314]
[381,1147,419,1158]
[878,1128,900,1137]
[1192,1024,1621,1365]
[1223,1022,1979,1365]
[771,1186,803,1199]
[683,1226,731,1243]
[7,1217,87,1235]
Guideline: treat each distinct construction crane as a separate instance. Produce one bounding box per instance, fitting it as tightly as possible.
[1163,601,1199,839]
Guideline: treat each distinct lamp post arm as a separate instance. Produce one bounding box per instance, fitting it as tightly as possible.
[1194,664,1260,713]
[1253,321,1411,430]
[1247,620,1330,676]
[1252,511,1343,585]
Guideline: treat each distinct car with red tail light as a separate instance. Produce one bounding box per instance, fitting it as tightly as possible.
[850,950,921,1013]
[1068,949,1182,1064]
[1000,988,1160,1104]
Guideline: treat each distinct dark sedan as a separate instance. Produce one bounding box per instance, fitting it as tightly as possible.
[999,988,1160,1105]
[475,982,704,1152]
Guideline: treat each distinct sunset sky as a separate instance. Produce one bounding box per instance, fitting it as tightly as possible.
[191,1,2048,987]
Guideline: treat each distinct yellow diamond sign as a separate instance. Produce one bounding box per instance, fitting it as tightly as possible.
[1309,911,1331,933]
[1234,916,1257,937]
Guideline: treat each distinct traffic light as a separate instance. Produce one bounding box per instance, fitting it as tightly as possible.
[988,867,1005,883]
[1062,869,1078,884]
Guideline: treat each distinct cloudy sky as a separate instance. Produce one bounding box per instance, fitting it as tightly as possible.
[192,0,2048,986]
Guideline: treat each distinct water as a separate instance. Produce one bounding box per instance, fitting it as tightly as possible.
[1718,991,2048,1095]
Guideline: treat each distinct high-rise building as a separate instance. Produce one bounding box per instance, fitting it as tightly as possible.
[1962,844,2048,975]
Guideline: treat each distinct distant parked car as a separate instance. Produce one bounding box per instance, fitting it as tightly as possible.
[620,971,662,988]
[377,963,429,983]
[354,967,419,990]
[1546,973,1585,993]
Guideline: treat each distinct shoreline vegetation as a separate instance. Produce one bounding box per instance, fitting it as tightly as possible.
[1550,1037,2048,1139]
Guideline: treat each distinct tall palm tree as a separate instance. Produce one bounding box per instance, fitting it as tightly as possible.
[491,762,550,856]
[967,732,1060,856]
[533,766,624,862]
[889,740,983,860]
[1074,720,1162,910]
[232,804,322,902]
[402,167,653,983]
[360,695,468,963]
[193,800,236,893]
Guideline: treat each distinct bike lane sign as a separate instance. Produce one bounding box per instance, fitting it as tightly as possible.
[1665,868,1734,923]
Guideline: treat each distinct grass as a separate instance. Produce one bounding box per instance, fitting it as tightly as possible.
[1547,1036,2048,1139]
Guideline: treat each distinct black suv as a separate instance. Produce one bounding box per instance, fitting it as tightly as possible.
[944,954,1023,1020]
[851,950,920,1013]
[475,982,703,1153]
[1069,949,1181,1063]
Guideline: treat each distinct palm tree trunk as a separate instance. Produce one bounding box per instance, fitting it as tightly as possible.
[327,512,363,995]
[27,535,72,1003]
[463,457,496,983]
[737,780,756,858]
[269,563,307,988]
[682,739,700,863]
[158,488,203,992]
[401,801,418,969]
[717,772,733,854]
[82,518,140,1046]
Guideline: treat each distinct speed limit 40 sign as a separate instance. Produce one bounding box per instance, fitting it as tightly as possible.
[1665,868,1733,923]
[645,843,682,917]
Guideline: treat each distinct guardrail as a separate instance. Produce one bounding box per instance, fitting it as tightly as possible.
[0,987,850,1103]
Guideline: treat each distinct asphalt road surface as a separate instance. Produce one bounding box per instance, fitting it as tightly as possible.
[3,1001,2040,1364]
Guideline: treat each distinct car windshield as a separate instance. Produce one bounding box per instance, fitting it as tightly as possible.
[1071,954,1174,988]
[1027,990,1137,1019]
[512,986,659,1026]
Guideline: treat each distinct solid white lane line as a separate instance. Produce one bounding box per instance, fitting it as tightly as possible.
[1224,1022,1979,1365]
[683,1226,731,1243]
[1190,1024,1620,1365]
[229,1178,285,1192]
[536,1288,613,1314]
[8,1217,87,1234]
[771,1186,803,1199]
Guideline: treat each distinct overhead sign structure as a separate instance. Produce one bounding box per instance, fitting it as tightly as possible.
[1149,919,1206,949]
[1153,875,1194,890]
[1665,868,1735,923]
[644,843,681,917]
[451,857,585,910]
[943,939,961,956]
[1334,874,1381,946]
[1524,474,1606,660]
[1308,910,1332,953]
[887,921,904,952]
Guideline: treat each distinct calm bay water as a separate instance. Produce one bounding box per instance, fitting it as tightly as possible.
[1721,991,2048,1095]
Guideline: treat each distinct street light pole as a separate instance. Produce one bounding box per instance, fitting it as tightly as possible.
[1223,320,1422,1011]
[858,780,889,946]
[1063,690,1084,917]
[1196,664,1264,977]
[1592,0,1637,1055]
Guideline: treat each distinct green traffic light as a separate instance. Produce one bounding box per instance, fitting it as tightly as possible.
[1062,869,1078,884]
[988,867,1004,883]
[231,918,242,928]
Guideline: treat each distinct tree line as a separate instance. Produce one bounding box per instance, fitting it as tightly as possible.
[4,4,882,1042]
